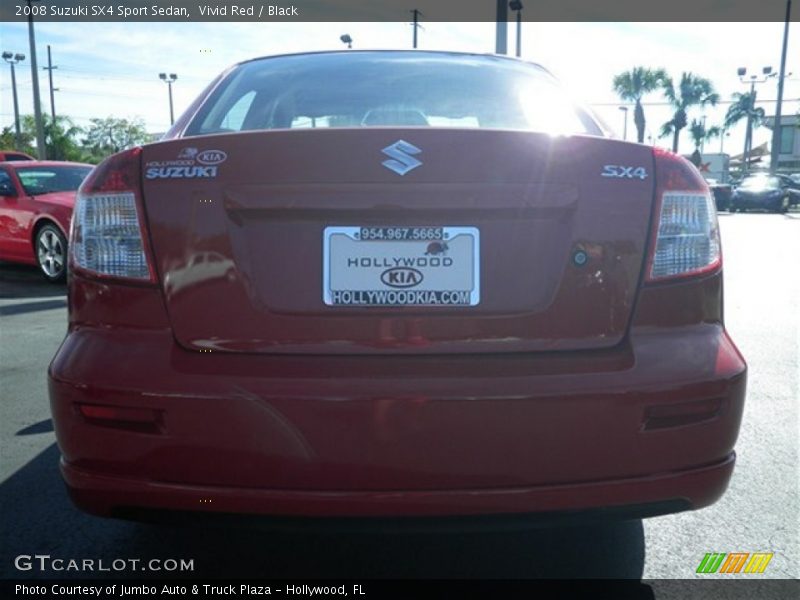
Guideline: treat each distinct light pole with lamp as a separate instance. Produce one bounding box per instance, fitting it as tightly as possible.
[2,52,25,148]
[737,66,775,172]
[159,73,178,126]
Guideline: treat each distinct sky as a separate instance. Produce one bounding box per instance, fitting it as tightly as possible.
[0,20,797,157]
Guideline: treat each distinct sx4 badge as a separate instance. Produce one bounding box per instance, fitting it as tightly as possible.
[145,148,227,180]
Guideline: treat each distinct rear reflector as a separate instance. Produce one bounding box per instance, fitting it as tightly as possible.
[70,147,155,282]
[77,403,162,433]
[643,397,724,430]
[647,149,721,282]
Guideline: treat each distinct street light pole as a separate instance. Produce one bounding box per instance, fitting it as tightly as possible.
[737,66,775,172]
[769,0,792,174]
[619,106,629,141]
[2,52,25,148]
[701,115,707,153]
[509,2,523,58]
[410,9,422,49]
[26,0,47,159]
[745,81,756,168]
[159,73,178,126]
[495,0,508,55]
[43,44,57,123]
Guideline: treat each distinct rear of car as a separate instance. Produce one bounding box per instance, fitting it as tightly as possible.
[705,179,732,211]
[778,175,800,207]
[49,52,746,521]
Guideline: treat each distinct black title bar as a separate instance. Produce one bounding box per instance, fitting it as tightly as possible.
[0,0,798,23]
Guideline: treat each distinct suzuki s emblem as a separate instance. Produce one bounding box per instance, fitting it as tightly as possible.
[381,140,422,176]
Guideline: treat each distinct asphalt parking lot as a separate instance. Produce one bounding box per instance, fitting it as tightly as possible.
[0,212,797,583]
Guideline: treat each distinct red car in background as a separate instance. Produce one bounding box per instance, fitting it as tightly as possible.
[49,51,747,524]
[0,161,94,281]
[0,150,35,162]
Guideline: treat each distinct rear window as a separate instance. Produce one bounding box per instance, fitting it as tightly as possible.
[185,52,600,137]
[16,166,93,195]
[740,175,781,189]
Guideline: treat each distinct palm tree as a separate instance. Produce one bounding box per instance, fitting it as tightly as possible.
[724,91,765,165]
[689,119,722,152]
[660,73,719,153]
[20,114,85,162]
[612,67,668,143]
[687,119,722,166]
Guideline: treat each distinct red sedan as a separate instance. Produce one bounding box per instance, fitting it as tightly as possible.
[0,160,93,281]
[0,150,35,161]
[49,51,746,523]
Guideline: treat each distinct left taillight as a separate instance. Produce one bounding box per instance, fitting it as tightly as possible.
[70,147,155,283]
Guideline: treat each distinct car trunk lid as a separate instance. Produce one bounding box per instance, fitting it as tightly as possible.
[141,128,655,354]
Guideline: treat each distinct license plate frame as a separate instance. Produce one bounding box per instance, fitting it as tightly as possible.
[323,226,480,307]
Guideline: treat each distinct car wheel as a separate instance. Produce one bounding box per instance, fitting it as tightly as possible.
[777,195,790,214]
[35,223,68,282]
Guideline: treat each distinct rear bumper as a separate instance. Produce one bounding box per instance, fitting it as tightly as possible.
[61,454,731,521]
[732,195,783,210]
[49,323,746,519]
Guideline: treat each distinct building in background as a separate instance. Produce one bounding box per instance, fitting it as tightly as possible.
[730,142,771,173]
[765,114,800,171]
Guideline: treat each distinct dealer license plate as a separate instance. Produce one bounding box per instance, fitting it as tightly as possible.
[323,226,480,307]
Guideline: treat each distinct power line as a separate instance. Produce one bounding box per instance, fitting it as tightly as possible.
[2,82,163,100]
[591,98,800,107]
[0,111,171,129]
[58,65,209,83]
[5,78,799,108]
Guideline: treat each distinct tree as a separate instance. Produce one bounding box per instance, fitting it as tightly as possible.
[660,73,719,153]
[20,114,85,161]
[612,67,667,143]
[724,91,766,164]
[689,119,721,153]
[0,126,34,153]
[83,117,149,162]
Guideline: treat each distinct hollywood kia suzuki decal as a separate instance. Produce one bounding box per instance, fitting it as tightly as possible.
[145,147,227,179]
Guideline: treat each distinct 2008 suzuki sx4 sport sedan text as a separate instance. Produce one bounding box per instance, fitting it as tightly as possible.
[49,51,747,522]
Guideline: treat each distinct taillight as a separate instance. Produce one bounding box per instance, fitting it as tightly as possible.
[646,149,721,282]
[70,147,155,283]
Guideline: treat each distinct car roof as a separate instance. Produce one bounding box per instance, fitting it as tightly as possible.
[0,160,94,168]
[235,49,550,74]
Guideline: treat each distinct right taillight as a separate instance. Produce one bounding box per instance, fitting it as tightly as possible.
[646,148,721,282]
[70,147,155,283]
